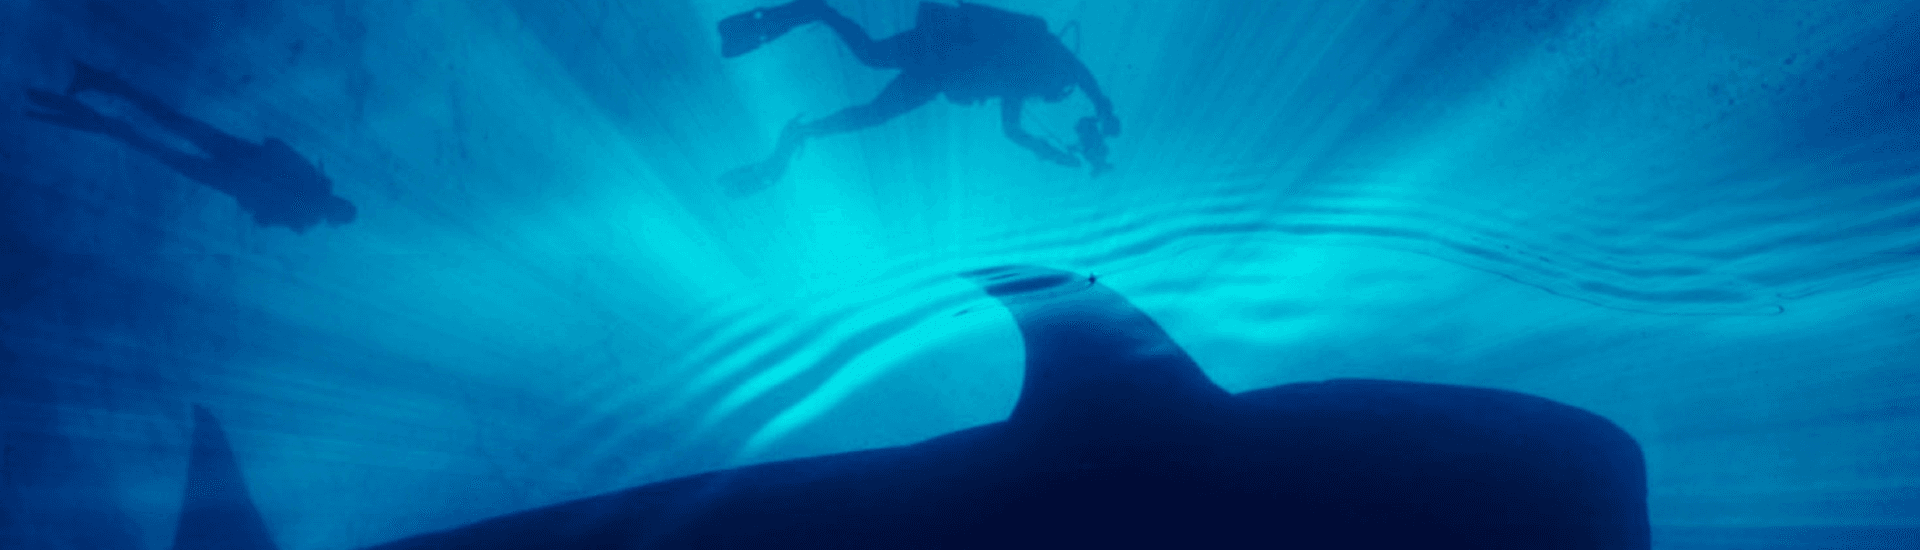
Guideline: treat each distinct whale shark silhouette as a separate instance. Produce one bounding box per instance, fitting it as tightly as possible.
[175,265,1649,549]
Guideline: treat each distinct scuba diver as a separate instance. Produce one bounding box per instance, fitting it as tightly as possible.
[718,0,1120,195]
[24,62,356,233]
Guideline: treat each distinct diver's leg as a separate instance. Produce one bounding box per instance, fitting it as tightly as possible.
[815,8,902,68]
[25,90,222,183]
[123,96,250,159]
[769,74,936,159]
[795,74,938,138]
[66,63,253,158]
[718,75,937,195]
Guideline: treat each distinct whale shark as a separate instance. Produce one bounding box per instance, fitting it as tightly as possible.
[175,265,1649,549]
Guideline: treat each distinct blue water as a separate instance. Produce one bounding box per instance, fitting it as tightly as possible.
[2,0,1917,548]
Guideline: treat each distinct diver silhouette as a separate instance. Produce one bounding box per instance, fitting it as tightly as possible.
[23,63,356,233]
[718,0,1120,195]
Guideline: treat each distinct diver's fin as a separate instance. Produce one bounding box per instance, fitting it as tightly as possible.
[959,266,1230,433]
[717,0,825,58]
[172,405,279,550]
[718,157,789,198]
[23,89,115,134]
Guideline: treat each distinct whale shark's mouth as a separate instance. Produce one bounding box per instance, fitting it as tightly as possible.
[960,265,1086,298]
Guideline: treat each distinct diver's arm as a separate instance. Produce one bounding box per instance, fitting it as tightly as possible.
[1001,97,1080,167]
[1072,60,1119,136]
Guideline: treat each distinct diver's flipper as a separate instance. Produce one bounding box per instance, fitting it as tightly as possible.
[23,89,118,134]
[719,157,789,197]
[717,0,825,58]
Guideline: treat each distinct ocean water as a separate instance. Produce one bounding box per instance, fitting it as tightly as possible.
[1,0,1917,548]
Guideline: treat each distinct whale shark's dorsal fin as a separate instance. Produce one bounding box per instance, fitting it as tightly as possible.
[961,266,1229,433]
[173,405,279,550]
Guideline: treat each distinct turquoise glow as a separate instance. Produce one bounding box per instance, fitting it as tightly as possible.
[1,0,1916,548]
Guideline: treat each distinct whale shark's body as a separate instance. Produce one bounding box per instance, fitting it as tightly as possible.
[180,266,1649,549]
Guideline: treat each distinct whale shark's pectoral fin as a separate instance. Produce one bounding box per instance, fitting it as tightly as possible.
[958,266,1229,433]
[173,405,279,550]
